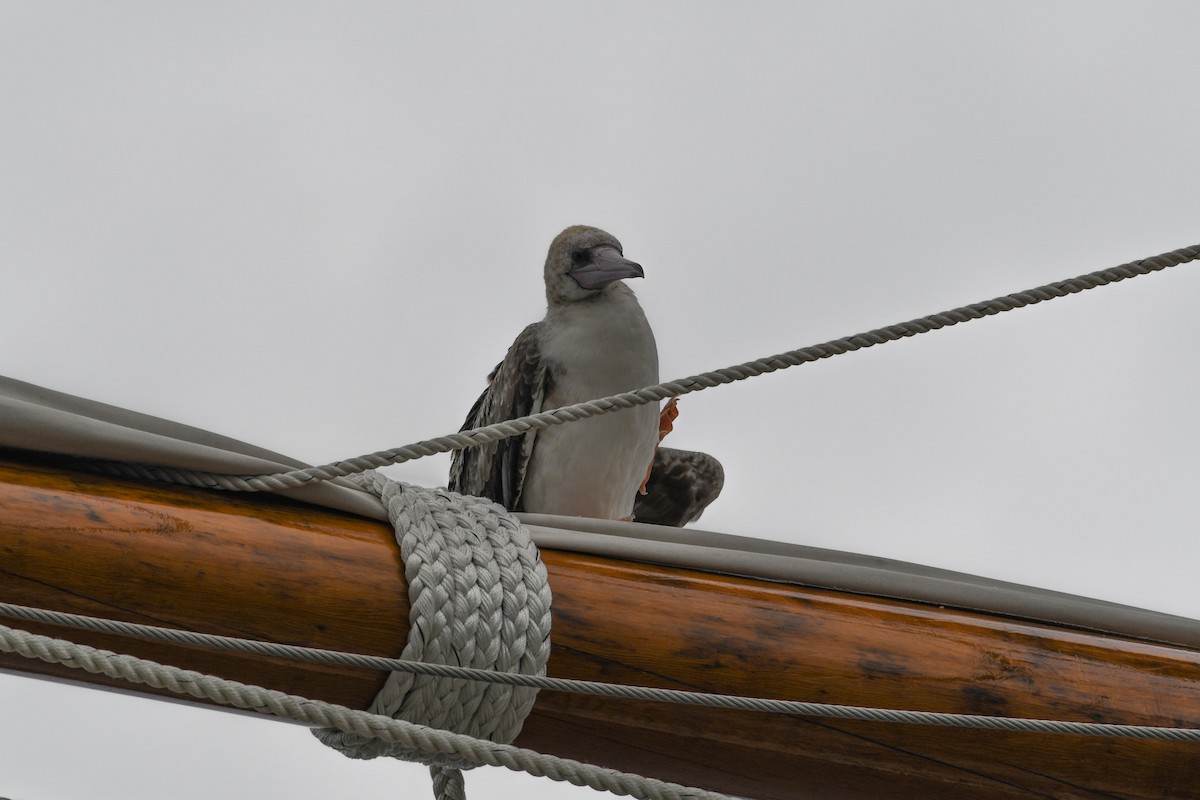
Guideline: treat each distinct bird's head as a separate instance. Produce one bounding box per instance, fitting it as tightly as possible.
[544,225,644,305]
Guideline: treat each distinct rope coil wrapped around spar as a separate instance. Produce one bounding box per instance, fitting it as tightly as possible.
[312,472,551,794]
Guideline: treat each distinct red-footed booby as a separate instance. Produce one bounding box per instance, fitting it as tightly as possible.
[449,225,660,520]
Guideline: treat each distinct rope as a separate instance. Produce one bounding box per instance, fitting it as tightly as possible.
[429,765,465,800]
[4,601,1199,742]
[80,242,1200,493]
[309,473,552,798]
[0,622,735,800]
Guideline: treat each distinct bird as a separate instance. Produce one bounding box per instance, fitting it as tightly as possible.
[449,225,661,520]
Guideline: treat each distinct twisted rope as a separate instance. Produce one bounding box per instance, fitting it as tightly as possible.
[0,622,734,800]
[4,601,1199,742]
[80,242,1200,493]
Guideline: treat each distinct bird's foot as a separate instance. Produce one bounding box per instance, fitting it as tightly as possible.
[639,397,680,495]
[659,397,679,443]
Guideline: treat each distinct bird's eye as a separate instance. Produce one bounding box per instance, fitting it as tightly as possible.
[570,249,588,266]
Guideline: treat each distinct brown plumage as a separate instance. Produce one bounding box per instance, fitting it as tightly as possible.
[632,447,725,527]
[448,323,548,510]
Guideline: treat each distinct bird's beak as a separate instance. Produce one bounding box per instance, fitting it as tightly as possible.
[569,245,644,290]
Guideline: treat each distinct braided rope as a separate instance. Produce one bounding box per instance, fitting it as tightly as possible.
[4,600,1200,741]
[312,473,551,783]
[80,242,1200,493]
[429,765,466,800]
[0,622,735,800]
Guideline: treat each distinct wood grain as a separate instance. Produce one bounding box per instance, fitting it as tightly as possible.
[1,453,1198,799]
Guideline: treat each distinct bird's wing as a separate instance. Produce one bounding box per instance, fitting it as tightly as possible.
[448,323,547,510]
[632,447,725,527]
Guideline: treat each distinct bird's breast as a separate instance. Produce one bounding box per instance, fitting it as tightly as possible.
[539,293,659,399]
[522,291,660,519]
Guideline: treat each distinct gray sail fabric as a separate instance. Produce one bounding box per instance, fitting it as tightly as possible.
[4,374,1199,650]
[0,375,388,520]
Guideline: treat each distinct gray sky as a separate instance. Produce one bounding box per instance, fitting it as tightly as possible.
[2,3,1199,799]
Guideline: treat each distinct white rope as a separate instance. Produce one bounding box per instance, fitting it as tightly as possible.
[0,622,735,800]
[4,600,1199,742]
[78,242,1200,493]
[311,472,552,796]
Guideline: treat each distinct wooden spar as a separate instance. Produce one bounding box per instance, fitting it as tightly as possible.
[2,454,1200,800]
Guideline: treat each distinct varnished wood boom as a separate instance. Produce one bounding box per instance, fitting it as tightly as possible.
[1,454,1199,799]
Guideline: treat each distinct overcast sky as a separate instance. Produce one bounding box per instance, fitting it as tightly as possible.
[2,3,1199,799]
